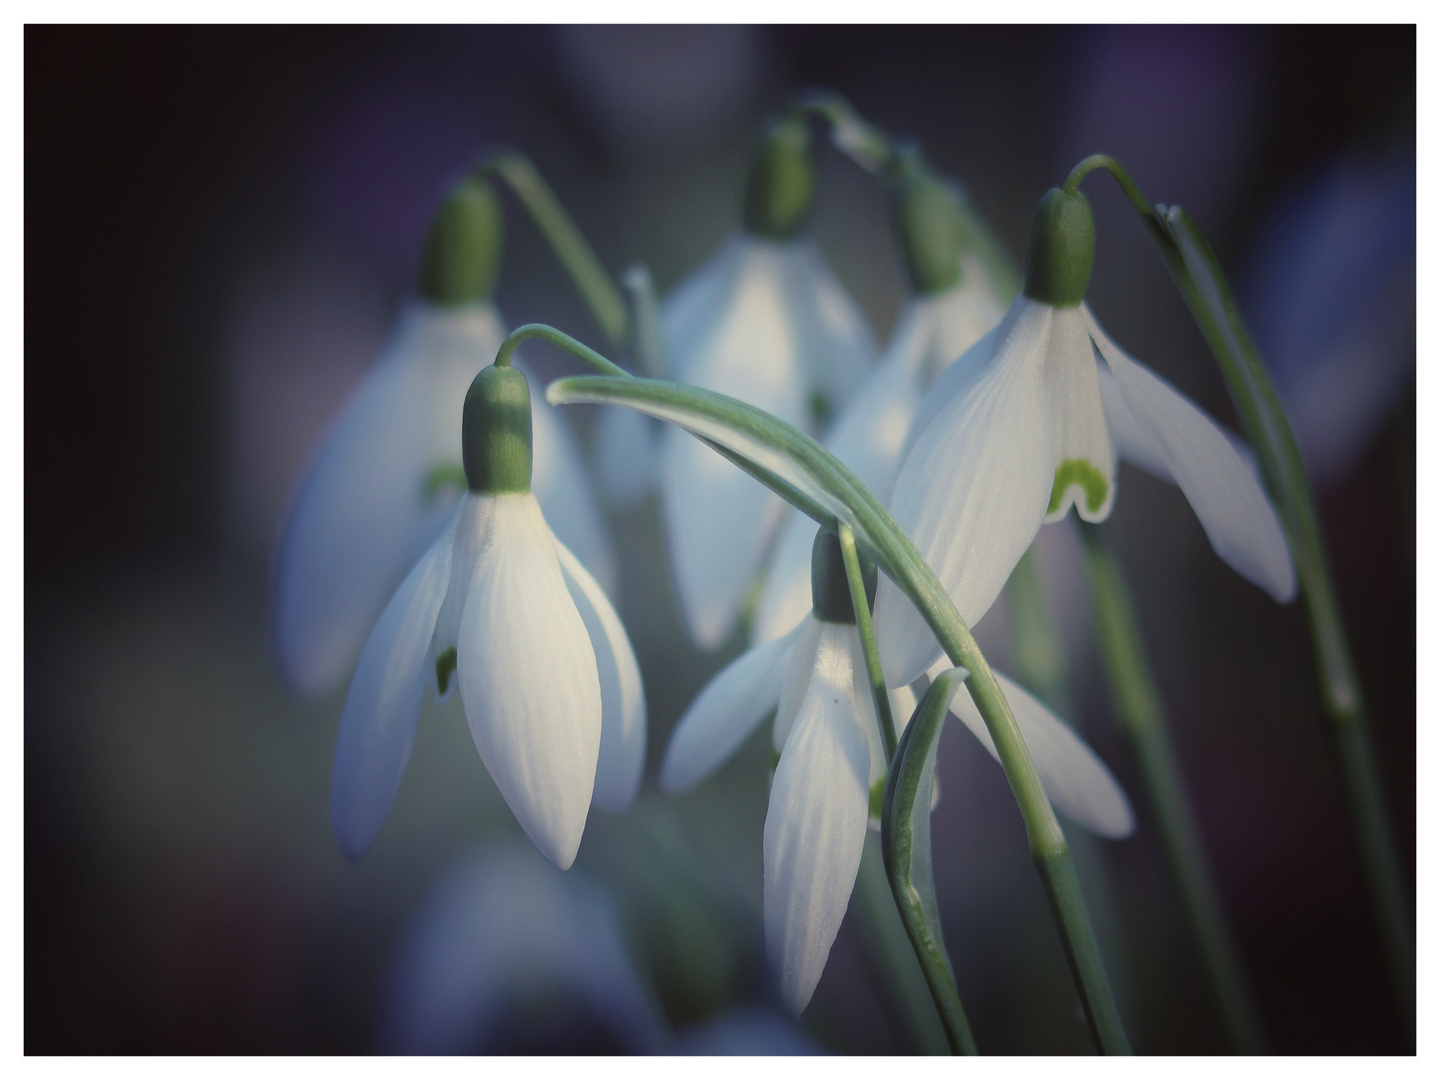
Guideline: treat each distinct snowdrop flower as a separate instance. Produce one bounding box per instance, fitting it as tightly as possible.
[754,166,1010,644]
[660,528,1131,1013]
[385,841,664,1054]
[330,362,644,869]
[875,186,1298,687]
[659,116,877,649]
[271,176,616,696]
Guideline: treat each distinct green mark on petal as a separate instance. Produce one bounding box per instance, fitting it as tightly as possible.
[435,647,458,695]
[870,775,888,821]
[422,463,468,506]
[808,391,831,427]
[1048,458,1109,515]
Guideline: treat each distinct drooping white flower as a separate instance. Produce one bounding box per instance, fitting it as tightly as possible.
[660,528,1132,1013]
[271,177,616,697]
[753,255,1008,644]
[875,188,1298,687]
[330,365,644,869]
[655,116,877,650]
[384,841,664,1054]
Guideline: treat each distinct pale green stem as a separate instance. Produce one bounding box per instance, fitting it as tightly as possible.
[476,150,630,348]
[1080,524,1268,1054]
[839,524,897,762]
[1065,153,1413,1040]
[493,324,630,377]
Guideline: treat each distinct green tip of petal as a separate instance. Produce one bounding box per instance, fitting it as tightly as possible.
[421,463,468,506]
[435,646,458,696]
[1049,459,1110,516]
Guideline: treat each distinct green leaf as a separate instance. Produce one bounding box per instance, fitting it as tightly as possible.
[880,666,976,1055]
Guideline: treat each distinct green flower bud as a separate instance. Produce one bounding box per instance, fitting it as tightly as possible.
[1022,187,1095,308]
[419,177,504,306]
[810,527,876,625]
[742,116,817,240]
[461,365,532,494]
[891,165,970,296]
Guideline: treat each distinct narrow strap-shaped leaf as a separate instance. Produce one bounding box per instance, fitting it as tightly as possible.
[880,667,975,1055]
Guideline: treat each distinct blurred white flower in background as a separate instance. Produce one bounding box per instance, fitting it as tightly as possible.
[384,842,665,1054]
[753,253,1009,644]
[271,300,616,696]
[1242,151,1415,487]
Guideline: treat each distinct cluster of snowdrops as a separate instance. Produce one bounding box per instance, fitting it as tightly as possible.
[269,95,1314,1052]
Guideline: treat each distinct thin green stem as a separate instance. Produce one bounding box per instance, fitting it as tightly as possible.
[839,523,897,762]
[493,323,631,378]
[548,372,1129,1053]
[1066,155,1412,1039]
[788,89,895,176]
[1081,523,1267,1054]
[476,150,629,348]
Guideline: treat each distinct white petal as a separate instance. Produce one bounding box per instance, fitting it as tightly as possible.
[875,299,1057,687]
[596,405,659,508]
[554,536,646,812]
[330,512,457,861]
[1086,310,1297,602]
[271,303,499,695]
[784,241,878,410]
[773,615,824,753]
[659,236,747,379]
[764,623,873,1013]
[520,359,619,599]
[1042,307,1116,523]
[431,493,492,678]
[457,494,603,869]
[933,661,1135,838]
[918,255,1012,386]
[659,621,804,794]
[752,511,818,646]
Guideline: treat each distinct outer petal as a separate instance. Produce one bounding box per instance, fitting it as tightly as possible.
[784,240,878,412]
[875,299,1056,687]
[1042,307,1115,523]
[1086,310,1297,602]
[659,242,811,648]
[271,303,497,695]
[917,255,1012,386]
[330,511,457,861]
[554,536,646,812]
[457,494,603,869]
[934,661,1135,838]
[772,615,823,753]
[521,359,619,599]
[764,623,873,1013]
[659,621,804,793]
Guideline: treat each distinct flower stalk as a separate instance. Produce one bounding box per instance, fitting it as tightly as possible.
[1081,522,1267,1054]
[1064,153,1413,1039]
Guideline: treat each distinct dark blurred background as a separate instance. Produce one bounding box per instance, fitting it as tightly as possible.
[26,25,1414,1054]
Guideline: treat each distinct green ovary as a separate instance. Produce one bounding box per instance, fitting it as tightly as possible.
[1048,458,1109,515]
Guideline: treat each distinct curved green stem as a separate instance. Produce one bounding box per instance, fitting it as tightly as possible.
[493,323,631,378]
[788,88,895,176]
[1081,523,1268,1054]
[475,150,629,348]
[1066,154,1413,1040]
[547,372,1130,1053]
[839,523,897,763]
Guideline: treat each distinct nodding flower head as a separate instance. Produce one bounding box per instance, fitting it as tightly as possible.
[330,364,644,870]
